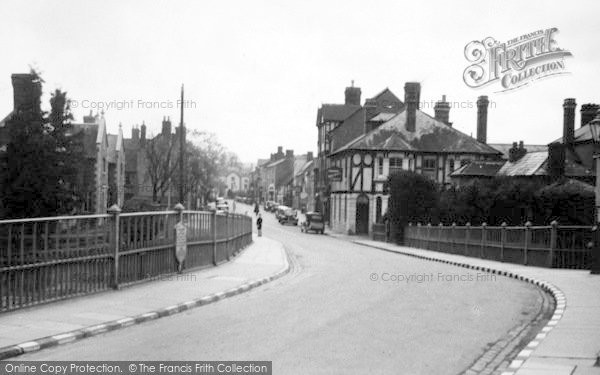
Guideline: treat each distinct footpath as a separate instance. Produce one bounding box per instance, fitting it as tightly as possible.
[329,232,600,375]
[0,235,288,359]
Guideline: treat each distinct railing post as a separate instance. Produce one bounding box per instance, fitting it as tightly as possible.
[212,211,218,266]
[174,203,186,273]
[465,222,471,256]
[107,204,121,290]
[427,223,432,250]
[481,223,487,259]
[501,222,507,262]
[524,221,532,265]
[417,223,422,248]
[549,220,558,268]
[451,223,456,254]
[226,213,231,261]
[438,223,443,252]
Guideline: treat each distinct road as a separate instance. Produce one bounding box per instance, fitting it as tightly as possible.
[21,203,547,374]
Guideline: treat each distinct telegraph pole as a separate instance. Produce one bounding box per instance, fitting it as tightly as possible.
[179,84,186,204]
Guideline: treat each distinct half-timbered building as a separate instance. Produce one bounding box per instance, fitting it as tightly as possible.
[326,83,502,235]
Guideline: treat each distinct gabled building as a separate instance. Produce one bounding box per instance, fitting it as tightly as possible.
[293,152,315,211]
[324,82,501,235]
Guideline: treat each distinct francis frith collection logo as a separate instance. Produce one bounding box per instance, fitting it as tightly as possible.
[463,28,572,92]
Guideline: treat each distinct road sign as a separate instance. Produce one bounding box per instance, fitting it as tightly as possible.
[327,167,342,181]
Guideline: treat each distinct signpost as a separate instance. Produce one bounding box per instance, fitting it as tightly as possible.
[175,222,187,273]
[327,167,342,182]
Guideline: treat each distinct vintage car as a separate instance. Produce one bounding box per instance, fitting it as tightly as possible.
[278,207,298,225]
[300,212,324,234]
[275,205,290,221]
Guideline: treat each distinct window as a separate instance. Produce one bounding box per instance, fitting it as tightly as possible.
[423,157,436,171]
[378,157,384,175]
[449,159,455,172]
[376,197,382,223]
[389,157,403,175]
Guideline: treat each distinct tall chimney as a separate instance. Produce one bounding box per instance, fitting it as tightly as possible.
[307,151,313,161]
[11,73,42,115]
[285,149,294,158]
[563,98,576,146]
[344,80,361,106]
[476,96,489,144]
[434,95,451,126]
[580,103,599,127]
[140,121,146,146]
[404,82,421,132]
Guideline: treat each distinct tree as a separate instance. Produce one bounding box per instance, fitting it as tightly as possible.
[145,134,178,203]
[1,71,82,218]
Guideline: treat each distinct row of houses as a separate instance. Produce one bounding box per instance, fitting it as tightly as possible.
[306,82,599,236]
[0,73,185,215]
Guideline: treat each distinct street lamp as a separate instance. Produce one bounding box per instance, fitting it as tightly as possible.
[588,110,600,274]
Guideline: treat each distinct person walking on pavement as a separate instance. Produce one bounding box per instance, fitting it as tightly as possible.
[254,202,260,216]
[256,213,263,237]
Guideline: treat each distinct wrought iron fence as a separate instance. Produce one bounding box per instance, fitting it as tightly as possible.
[0,206,252,312]
[404,222,593,270]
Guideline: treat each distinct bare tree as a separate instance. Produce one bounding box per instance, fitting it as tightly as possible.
[145,134,179,203]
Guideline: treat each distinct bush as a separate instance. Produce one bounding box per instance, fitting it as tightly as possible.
[386,171,438,227]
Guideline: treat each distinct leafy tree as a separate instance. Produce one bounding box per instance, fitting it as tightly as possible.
[1,71,82,218]
[145,133,178,203]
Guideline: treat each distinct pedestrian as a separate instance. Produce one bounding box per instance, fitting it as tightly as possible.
[254,203,259,216]
[256,214,263,237]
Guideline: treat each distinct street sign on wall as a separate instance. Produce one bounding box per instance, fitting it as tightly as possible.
[327,167,342,181]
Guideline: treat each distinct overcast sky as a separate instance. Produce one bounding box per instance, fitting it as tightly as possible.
[1,0,599,164]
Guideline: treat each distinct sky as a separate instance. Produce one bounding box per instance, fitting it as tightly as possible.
[1,0,599,164]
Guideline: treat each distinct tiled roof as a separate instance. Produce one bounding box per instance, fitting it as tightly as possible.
[296,159,314,176]
[497,151,548,176]
[318,104,361,123]
[451,161,504,177]
[369,112,396,122]
[489,143,548,159]
[333,109,502,155]
[551,123,600,144]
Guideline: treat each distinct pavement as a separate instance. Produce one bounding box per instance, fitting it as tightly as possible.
[0,235,289,359]
[329,233,600,375]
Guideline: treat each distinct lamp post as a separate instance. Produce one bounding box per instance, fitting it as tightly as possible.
[588,111,600,274]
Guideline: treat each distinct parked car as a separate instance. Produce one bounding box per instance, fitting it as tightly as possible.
[275,205,290,221]
[279,207,298,225]
[300,212,324,234]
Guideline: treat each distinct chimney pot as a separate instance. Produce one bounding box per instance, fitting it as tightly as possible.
[434,94,451,126]
[581,103,600,127]
[307,152,313,161]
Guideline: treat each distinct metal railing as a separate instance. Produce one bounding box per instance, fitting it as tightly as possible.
[0,205,252,312]
[404,222,593,270]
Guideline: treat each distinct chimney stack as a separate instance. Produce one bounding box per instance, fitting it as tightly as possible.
[476,96,489,144]
[434,95,451,126]
[83,110,96,124]
[404,82,421,132]
[548,142,565,179]
[344,81,361,106]
[307,151,313,161]
[285,149,294,158]
[11,73,41,115]
[508,141,527,162]
[162,116,172,136]
[580,103,599,127]
[132,125,140,142]
[140,121,146,145]
[563,98,577,146]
